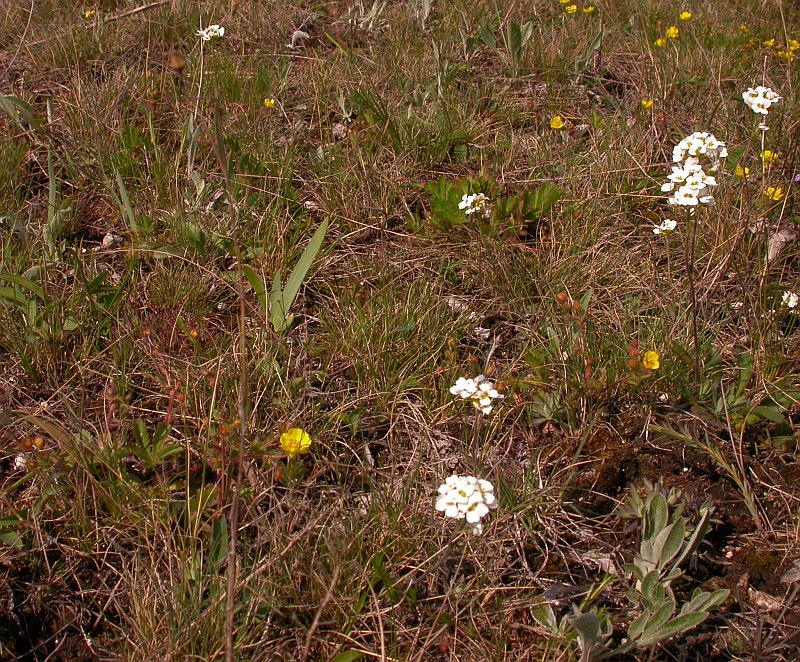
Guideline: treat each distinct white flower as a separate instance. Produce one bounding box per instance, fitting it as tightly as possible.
[458,192,492,218]
[672,132,727,171]
[450,375,504,414]
[13,454,28,470]
[782,291,799,309]
[197,24,225,41]
[742,86,781,115]
[436,475,497,535]
[653,219,677,235]
[669,185,700,206]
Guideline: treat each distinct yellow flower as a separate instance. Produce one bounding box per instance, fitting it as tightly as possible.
[763,39,776,48]
[280,427,312,458]
[559,0,570,3]
[679,11,692,21]
[640,99,654,109]
[765,186,784,201]
[735,165,750,178]
[565,4,578,14]
[655,38,667,48]
[666,26,679,39]
[777,50,795,61]
[550,115,566,129]
[789,39,800,52]
[761,150,776,165]
[583,5,596,13]
[82,9,96,19]
[263,97,276,109]
[642,351,660,370]
[738,25,750,34]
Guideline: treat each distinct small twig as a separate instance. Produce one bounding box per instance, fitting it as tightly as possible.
[94,0,170,26]
[300,564,341,662]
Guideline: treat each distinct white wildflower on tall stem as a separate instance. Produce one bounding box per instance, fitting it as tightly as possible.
[194,23,224,120]
[661,131,727,387]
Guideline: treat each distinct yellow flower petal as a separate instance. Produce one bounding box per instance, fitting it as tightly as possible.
[642,351,660,370]
[280,428,312,458]
[550,115,566,129]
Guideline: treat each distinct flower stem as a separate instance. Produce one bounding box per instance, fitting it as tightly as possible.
[684,209,700,387]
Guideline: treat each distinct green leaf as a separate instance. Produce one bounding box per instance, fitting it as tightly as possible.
[522,184,564,221]
[642,600,676,637]
[479,25,496,50]
[208,515,228,572]
[330,652,363,662]
[132,419,150,447]
[638,612,706,647]
[242,265,267,313]
[657,518,685,571]
[627,609,651,642]
[113,166,139,234]
[507,21,522,62]
[271,219,328,332]
[531,602,558,632]
[751,405,785,423]
[644,492,668,540]
[0,274,45,299]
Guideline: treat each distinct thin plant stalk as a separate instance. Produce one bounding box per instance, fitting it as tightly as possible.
[194,37,205,120]
[683,208,700,387]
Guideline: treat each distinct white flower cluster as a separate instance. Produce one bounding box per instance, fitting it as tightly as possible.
[653,218,677,235]
[672,132,728,171]
[458,192,492,219]
[435,475,497,535]
[450,375,504,414]
[783,291,799,309]
[663,132,727,207]
[197,24,224,41]
[742,86,781,115]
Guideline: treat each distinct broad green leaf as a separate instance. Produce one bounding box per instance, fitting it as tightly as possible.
[507,21,522,62]
[0,274,45,299]
[531,602,558,632]
[242,265,267,313]
[271,219,328,332]
[479,25,496,50]
[657,518,685,571]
